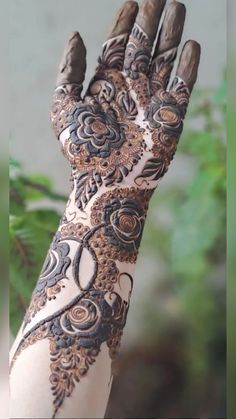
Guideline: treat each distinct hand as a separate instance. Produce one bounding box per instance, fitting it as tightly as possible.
[51,0,200,211]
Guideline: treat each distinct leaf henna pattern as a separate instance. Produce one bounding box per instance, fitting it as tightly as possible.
[97,34,129,71]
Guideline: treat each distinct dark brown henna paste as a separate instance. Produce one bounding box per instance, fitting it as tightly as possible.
[97,34,129,72]
[124,24,152,79]
[51,84,82,138]
[23,238,71,327]
[12,288,129,419]
[150,2,186,93]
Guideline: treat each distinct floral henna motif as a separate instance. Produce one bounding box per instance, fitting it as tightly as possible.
[69,104,126,158]
[90,188,152,239]
[12,288,129,419]
[136,81,189,185]
[145,89,184,134]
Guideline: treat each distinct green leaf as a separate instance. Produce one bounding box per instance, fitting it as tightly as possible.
[21,174,53,201]
[170,169,225,279]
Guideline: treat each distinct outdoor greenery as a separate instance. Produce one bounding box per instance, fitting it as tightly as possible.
[10,78,226,415]
[10,160,66,335]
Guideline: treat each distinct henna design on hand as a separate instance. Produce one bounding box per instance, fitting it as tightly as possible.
[150,2,186,93]
[97,34,129,71]
[11,1,201,417]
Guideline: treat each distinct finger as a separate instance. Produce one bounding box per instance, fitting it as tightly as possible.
[124,0,166,79]
[56,31,86,89]
[136,0,166,42]
[151,1,186,92]
[170,40,201,111]
[97,1,139,71]
[175,40,201,93]
[51,32,86,138]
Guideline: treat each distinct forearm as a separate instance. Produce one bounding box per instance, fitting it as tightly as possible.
[10,176,152,418]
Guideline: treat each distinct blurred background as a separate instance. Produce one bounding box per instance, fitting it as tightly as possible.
[9,0,226,417]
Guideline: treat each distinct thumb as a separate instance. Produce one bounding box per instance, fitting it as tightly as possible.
[51,32,86,139]
[56,31,86,88]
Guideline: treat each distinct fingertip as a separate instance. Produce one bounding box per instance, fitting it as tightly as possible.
[56,31,86,88]
[174,1,186,14]
[155,0,186,54]
[137,0,166,41]
[177,40,201,92]
[125,0,139,11]
[108,0,139,39]
[184,39,201,55]
[67,31,86,57]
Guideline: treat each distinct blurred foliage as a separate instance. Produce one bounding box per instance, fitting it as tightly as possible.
[10,158,66,335]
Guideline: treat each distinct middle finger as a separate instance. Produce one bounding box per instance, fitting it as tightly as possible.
[123,0,166,79]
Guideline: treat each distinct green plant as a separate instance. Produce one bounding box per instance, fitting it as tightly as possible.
[10,158,67,335]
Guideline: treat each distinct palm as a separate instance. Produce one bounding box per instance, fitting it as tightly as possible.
[51,0,200,210]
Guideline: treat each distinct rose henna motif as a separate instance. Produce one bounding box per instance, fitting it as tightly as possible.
[10,1,200,417]
[12,288,129,419]
[69,104,126,158]
[103,198,146,252]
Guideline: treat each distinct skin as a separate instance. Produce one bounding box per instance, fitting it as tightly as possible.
[10,1,201,418]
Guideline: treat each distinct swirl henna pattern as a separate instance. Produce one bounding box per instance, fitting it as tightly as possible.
[10,1,200,418]
[11,188,152,418]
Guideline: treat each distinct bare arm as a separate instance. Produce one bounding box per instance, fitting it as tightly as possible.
[10,1,200,418]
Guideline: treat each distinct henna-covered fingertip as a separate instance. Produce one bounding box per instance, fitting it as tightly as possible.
[108,1,139,39]
[150,1,186,91]
[176,40,201,92]
[155,1,186,55]
[136,0,166,42]
[56,31,86,88]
